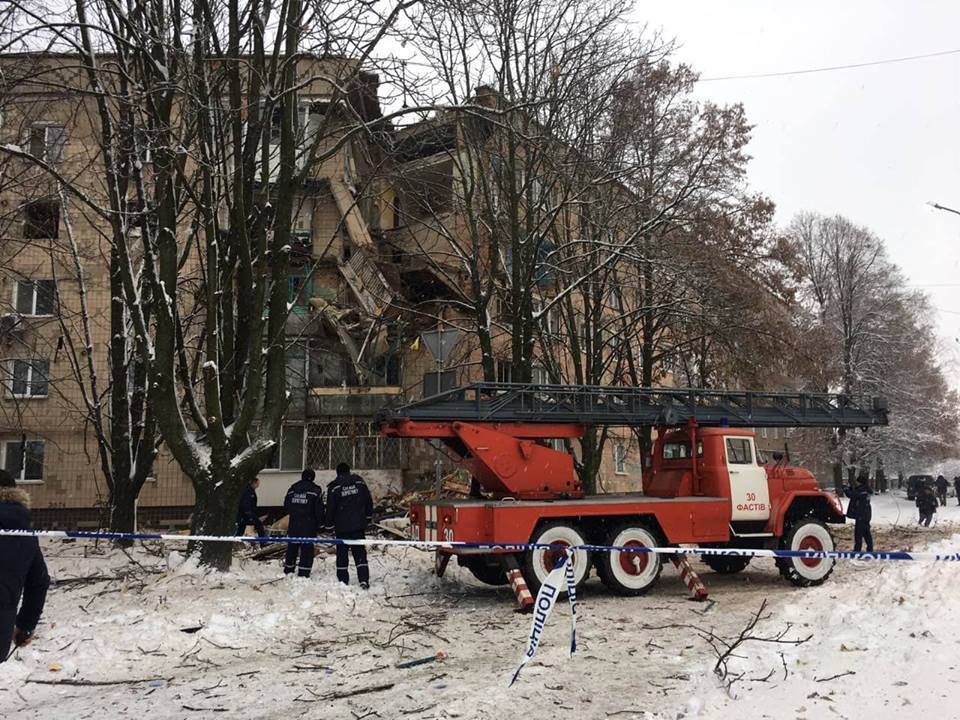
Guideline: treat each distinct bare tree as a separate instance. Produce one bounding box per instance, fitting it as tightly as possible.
[788,212,959,484]
[388,0,658,384]
[2,0,411,568]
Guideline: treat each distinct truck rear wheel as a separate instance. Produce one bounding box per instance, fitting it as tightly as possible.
[522,522,590,595]
[776,519,836,587]
[702,554,751,574]
[597,523,662,596]
[458,555,509,586]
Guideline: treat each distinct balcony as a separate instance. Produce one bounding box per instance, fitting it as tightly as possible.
[308,385,403,417]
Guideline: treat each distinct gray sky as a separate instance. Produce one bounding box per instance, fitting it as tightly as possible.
[635,0,960,384]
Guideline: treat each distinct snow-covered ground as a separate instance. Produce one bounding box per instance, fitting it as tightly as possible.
[3,495,960,720]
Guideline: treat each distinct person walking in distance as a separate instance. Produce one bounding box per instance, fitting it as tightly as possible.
[844,474,874,553]
[236,478,267,546]
[954,476,960,506]
[935,475,949,507]
[327,463,373,588]
[917,482,938,527]
[283,469,325,578]
[0,469,49,662]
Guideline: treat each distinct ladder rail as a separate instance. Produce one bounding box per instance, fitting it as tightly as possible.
[379,382,889,429]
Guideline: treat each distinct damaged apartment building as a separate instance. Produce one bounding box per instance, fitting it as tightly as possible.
[0,56,642,526]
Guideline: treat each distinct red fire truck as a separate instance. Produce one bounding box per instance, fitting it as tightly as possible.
[380,383,887,597]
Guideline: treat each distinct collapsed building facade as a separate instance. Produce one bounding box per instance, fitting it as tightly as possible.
[0,55,649,527]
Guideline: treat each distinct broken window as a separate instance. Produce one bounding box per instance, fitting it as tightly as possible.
[29,125,66,163]
[309,346,356,388]
[6,359,50,397]
[3,439,45,481]
[23,200,60,239]
[15,279,57,316]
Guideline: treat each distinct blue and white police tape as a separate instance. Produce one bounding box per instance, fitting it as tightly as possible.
[510,549,577,687]
[0,528,959,562]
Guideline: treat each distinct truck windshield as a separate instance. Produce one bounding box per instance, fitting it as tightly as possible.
[662,441,703,460]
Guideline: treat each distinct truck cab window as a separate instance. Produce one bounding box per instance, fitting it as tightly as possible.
[662,440,703,460]
[725,437,753,464]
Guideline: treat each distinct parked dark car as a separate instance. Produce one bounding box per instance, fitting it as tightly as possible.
[906,474,934,501]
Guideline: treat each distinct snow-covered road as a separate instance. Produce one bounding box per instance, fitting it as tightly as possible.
[3,496,960,720]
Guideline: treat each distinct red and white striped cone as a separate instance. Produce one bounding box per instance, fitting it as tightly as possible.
[501,555,535,612]
[671,553,709,601]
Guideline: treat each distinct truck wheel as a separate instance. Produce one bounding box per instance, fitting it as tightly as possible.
[701,554,751,574]
[597,523,662,596]
[459,555,509,586]
[522,522,590,595]
[776,519,836,587]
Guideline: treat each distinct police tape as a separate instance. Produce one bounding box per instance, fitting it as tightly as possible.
[0,528,959,562]
[510,549,577,686]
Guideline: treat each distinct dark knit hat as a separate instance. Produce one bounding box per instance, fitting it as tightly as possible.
[301,468,316,483]
[0,469,14,488]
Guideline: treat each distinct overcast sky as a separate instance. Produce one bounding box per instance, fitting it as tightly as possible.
[635,1,960,384]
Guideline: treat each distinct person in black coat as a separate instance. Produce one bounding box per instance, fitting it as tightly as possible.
[236,478,267,546]
[917,483,938,527]
[283,469,325,578]
[326,463,373,588]
[936,475,949,507]
[954,476,960,506]
[844,475,874,553]
[0,469,49,662]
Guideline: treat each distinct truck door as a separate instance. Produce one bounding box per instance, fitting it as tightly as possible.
[725,436,770,521]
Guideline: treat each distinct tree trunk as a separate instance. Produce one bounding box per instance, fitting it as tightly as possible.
[189,470,247,570]
[578,429,602,495]
[106,483,138,547]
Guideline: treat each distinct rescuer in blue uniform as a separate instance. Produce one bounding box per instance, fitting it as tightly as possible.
[326,463,373,588]
[236,478,267,546]
[283,469,325,578]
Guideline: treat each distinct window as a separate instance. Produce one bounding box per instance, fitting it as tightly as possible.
[3,439,45,482]
[614,442,627,474]
[15,279,57,316]
[29,125,66,163]
[305,418,402,470]
[265,424,305,471]
[760,427,768,439]
[662,440,703,460]
[496,360,514,383]
[287,272,312,315]
[23,200,60,239]
[5,359,50,398]
[726,437,753,465]
[534,300,558,335]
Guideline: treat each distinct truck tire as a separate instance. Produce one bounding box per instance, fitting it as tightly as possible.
[596,523,662,596]
[522,522,590,595]
[459,555,509,586]
[776,519,836,587]
[701,554,751,575]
